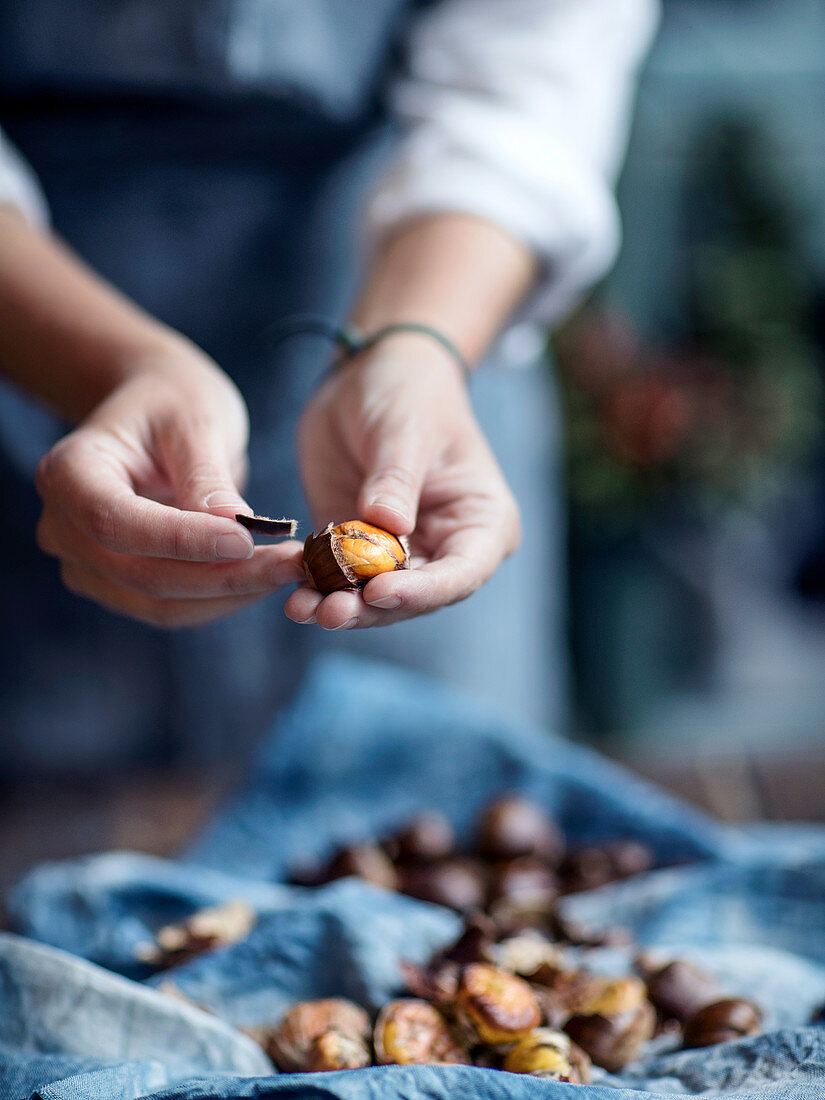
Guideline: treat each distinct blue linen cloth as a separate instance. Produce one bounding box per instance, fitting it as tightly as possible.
[4,655,825,1099]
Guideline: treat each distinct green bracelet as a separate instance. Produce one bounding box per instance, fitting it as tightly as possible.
[265,314,471,381]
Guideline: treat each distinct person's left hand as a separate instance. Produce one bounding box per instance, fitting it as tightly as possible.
[285,334,521,630]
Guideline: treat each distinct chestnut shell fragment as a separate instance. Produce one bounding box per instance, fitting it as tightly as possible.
[235,514,297,538]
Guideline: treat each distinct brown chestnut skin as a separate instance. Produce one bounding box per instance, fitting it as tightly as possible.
[564,1001,656,1072]
[268,999,371,1071]
[644,960,721,1023]
[682,998,762,1049]
[476,796,564,865]
[399,858,487,913]
[386,812,456,864]
[303,521,408,593]
[374,999,470,1065]
[456,963,542,1045]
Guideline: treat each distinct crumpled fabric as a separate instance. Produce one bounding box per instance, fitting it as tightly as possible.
[4,654,825,1099]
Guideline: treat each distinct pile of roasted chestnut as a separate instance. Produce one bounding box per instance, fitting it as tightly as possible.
[290,794,656,932]
[142,795,764,1081]
[246,925,762,1079]
[266,795,762,1080]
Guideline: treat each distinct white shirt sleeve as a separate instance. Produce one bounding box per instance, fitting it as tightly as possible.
[0,127,49,227]
[366,0,660,326]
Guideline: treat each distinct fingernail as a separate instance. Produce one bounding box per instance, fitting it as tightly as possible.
[330,617,358,631]
[368,595,402,610]
[368,495,408,520]
[295,614,317,625]
[205,491,244,510]
[215,532,253,560]
[273,562,304,585]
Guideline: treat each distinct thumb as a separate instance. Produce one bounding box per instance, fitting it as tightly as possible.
[358,425,430,536]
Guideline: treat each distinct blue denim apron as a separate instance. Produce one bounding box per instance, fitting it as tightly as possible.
[0,1,565,773]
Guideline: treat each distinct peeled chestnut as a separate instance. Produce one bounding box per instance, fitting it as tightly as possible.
[476,796,564,865]
[399,858,487,913]
[303,520,408,593]
[374,999,469,1065]
[456,963,542,1045]
[305,1031,371,1072]
[268,999,371,1072]
[643,959,721,1023]
[682,998,762,1049]
[503,1028,591,1083]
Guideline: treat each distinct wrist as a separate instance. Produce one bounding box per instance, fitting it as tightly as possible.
[343,326,471,386]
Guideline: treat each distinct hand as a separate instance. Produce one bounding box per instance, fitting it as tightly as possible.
[286,335,521,629]
[35,346,304,627]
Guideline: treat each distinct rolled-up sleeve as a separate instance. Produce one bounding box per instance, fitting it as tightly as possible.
[366,0,660,325]
[0,127,49,226]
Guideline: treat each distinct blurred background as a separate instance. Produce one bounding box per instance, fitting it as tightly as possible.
[3,0,824,900]
[558,0,825,821]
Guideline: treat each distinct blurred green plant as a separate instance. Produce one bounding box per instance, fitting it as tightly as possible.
[555,117,822,532]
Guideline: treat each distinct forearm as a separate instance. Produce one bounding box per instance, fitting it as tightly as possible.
[0,203,185,423]
[350,212,536,369]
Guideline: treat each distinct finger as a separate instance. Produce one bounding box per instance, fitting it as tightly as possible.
[39,513,304,598]
[59,561,271,628]
[38,436,255,562]
[357,423,431,536]
[358,519,519,622]
[158,418,250,519]
[311,589,364,631]
[284,585,325,626]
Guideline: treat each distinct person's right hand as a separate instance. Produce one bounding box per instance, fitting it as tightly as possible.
[34,345,304,627]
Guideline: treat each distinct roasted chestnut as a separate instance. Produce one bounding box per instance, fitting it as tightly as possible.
[487,931,563,980]
[268,999,371,1072]
[374,999,469,1065]
[386,812,456,864]
[503,1028,591,1083]
[305,1031,371,1072]
[456,963,542,1045]
[323,844,399,892]
[682,998,762,1049]
[399,858,487,912]
[564,1000,656,1072]
[134,898,255,970]
[642,959,721,1023]
[476,796,564,865]
[303,521,408,593]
